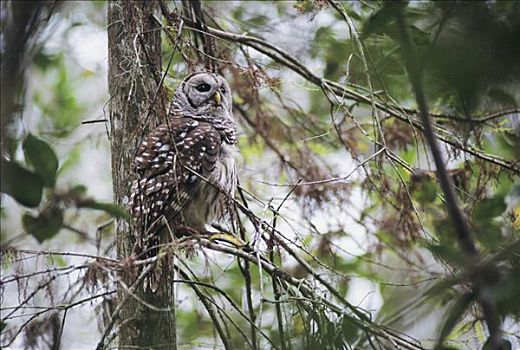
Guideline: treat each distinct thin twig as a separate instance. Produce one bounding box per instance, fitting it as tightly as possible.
[95,264,154,350]
[81,118,108,125]
[163,15,519,174]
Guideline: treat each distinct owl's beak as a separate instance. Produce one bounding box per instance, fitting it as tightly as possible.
[214,91,222,106]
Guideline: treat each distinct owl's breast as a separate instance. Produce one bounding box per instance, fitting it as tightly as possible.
[205,142,238,218]
[213,143,238,191]
[179,142,238,231]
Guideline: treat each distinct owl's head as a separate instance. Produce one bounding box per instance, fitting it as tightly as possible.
[173,72,233,119]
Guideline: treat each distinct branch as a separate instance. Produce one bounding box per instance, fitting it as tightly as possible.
[0,290,115,348]
[160,13,519,174]
[395,8,504,350]
[195,238,425,350]
[95,263,154,350]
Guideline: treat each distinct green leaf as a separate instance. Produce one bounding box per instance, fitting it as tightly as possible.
[474,222,502,250]
[47,254,68,267]
[0,158,43,207]
[22,206,64,243]
[492,238,520,263]
[33,50,61,70]
[35,60,83,136]
[58,143,81,175]
[70,184,88,197]
[473,196,507,222]
[0,320,6,334]
[412,175,438,204]
[487,88,518,108]
[340,315,359,342]
[483,268,520,317]
[424,277,460,299]
[361,2,407,39]
[436,292,475,349]
[249,15,268,27]
[80,200,130,221]
[23,133,59,188]
[428,243,469,267]
[433,218,458,244]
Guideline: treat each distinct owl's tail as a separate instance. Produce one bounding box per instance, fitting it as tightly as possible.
[137,224,174,293]
[129,194,171,293]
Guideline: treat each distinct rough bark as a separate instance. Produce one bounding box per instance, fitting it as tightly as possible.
[107,1,175,348]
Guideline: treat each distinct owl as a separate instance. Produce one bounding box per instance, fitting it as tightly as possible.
[129,72,238,282]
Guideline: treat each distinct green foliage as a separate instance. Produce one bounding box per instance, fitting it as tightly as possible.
[2,132,125,242]
[473,196,507,220]
[360,1,520,113]
[432,218,458,245]
[23,133,59,188]
[78,200,130,221]
[238,135,265,163]
[33,51,61,70]
[22,204,64,243]
[483,267,520,320]
[472,195,507,250]
[436,292,475,349]
[1,126,58,209]
[57,143,82,175]
[0,158,44,207]
[411,174,438,204]
[33,54,84,136]
[361,2,406,39]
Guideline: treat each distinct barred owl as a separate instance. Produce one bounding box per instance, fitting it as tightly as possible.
[129,72,238,283]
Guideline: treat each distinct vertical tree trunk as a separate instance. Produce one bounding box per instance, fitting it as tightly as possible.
[107,1,176,348]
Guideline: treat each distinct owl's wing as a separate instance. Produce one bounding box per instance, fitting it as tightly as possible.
[130,117,222,251]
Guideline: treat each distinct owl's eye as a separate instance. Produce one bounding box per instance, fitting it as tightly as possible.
[195,83,211,92]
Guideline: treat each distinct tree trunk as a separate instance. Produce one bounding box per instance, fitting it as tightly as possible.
[107,1,175,348]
